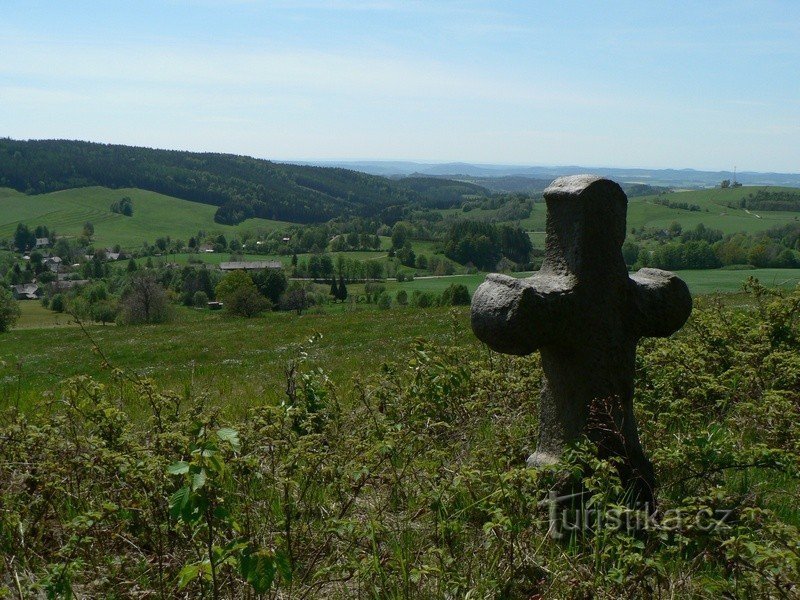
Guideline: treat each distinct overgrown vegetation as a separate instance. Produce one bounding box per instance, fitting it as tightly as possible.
[1,280,798,597]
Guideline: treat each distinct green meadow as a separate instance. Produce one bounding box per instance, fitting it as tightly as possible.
[0,186,293,248]
[383,268,800,296]
[517,186,799,236]
[7,267,799,416]
[2,305,476,418]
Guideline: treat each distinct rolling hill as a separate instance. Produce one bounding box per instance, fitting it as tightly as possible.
[517,186,800,240]
[0,186,291,248]
[0,138,437,225]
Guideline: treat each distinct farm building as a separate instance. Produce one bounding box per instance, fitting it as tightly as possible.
[11,283,41,300]
[44,256,63,273]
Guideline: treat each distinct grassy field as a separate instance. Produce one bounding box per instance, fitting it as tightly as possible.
[517,186,799,236]
[13,301,75,328]
[0,186,293,249]
[2,305,477,418]
[380,268,800,297]
[7,267,799,417]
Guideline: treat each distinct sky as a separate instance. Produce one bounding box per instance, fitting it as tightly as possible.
[1,1,799,172]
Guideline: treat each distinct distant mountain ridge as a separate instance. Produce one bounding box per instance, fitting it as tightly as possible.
[300,160,800,188]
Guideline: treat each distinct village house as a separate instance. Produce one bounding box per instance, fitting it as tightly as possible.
[50,279,90,292]
[11,283,41,300]
[219,260,283,272]
[44,256,63,273]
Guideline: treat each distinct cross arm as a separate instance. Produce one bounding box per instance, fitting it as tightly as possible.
[629,268,692,338]
[471,273,575,355]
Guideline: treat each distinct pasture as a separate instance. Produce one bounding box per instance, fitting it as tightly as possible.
[517,186,799,236]
[2,305,476,418]
[0,186,293,248]
[7,267,799,416]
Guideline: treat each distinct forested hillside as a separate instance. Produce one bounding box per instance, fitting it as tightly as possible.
[0,139,429,224]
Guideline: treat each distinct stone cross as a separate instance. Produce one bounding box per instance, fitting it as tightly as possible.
[471,175,692,503]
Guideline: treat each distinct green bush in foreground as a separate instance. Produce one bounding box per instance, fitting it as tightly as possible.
[0,288,21,332]
[0,280,798,598]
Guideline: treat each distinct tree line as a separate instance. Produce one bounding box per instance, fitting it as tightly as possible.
[737,189,800,212]
[623,222,800,270]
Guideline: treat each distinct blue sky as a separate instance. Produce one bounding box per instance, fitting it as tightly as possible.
[1,1,799,171]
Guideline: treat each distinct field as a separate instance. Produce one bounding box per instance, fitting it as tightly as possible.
[2,305,476,418]
[516,186,799,237]
[0,186,293,248]
[381,267,800,296]
[7,267,800,417]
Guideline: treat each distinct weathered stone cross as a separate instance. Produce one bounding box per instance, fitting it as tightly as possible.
[471,175,692,502]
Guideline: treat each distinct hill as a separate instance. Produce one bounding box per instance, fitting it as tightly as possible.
[515,186,800,240]
[0,186,290,248]
[0,138,427,225]
[391,176,489,207]
[627,186,800,235]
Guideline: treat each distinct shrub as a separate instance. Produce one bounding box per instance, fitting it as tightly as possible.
[50,293,65,313]
[0,287,21,332]
[396,289,408,305]
[411,289,434,308]
[440,283,470,306]
[225,286,270,317]
[90,299,119,325]
[377,292,391,310]
[193,291,209,307]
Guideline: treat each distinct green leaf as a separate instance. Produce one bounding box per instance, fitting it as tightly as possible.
[167,461,190,475]
[275,549,293,582]
[177,563,201,589]
[169,486,190,519]
[192,469,207,491]
[239,549,276,593]
[217,427,241,451]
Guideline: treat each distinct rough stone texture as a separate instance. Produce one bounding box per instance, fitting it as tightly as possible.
[471,175,692,503]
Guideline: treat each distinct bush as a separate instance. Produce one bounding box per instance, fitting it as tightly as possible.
[396,289,408,305]
[440,283,470,306]
[377,292,391,310]
[193,291,209,307]
[225,286,270,317]
[410,289,434,308]
[0,287,21,332]
[50,293,65,313]
[90,299,119,325]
